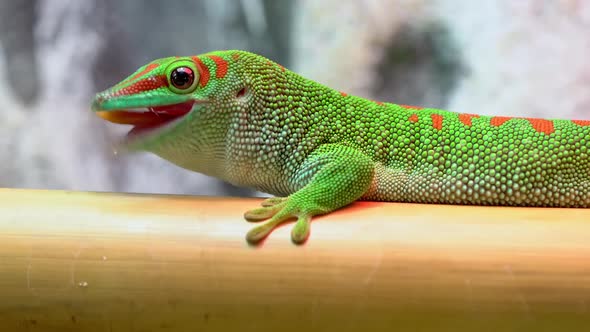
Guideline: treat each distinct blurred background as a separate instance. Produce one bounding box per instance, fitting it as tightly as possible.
[0,0,589,198]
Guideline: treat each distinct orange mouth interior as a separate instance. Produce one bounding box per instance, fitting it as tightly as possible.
[96,101,194,137]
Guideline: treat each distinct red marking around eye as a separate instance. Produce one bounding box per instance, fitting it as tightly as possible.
[401,104,423,110]
[409,114,419,123]
[207,55,228,78]
[112,75,168,96]
[573,120,590,126]
[525,118,555,134]
[340,91,348,97]
[490,116,512,127]
[431,114,443,130]
[129,63,159,82]
[458,113,480,126]
[192,56,210,87]
[117,63,159,86]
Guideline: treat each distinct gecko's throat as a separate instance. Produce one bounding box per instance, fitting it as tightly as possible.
[95,101,194,139]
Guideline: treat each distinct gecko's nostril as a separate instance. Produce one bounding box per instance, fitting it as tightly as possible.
[91,94,106,111]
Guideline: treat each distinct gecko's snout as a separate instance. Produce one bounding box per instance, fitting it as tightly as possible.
[91,94,106,112]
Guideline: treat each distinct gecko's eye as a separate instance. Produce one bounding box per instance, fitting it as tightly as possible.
[165,60,200,94]
[170,67,195,91]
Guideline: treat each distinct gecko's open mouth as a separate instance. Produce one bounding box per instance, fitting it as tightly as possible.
[95,101,195,139]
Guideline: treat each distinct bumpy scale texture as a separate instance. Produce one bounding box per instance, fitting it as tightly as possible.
[93,50,590,244]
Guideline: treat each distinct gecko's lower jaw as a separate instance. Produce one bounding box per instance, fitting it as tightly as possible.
[94,100,200,146]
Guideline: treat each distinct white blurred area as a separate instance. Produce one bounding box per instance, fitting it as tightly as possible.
[0,0,589,196]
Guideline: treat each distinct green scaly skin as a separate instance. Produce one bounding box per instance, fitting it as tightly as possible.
[92,50,590,244]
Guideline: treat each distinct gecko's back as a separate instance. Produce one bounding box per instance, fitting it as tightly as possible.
[265,65,590,207]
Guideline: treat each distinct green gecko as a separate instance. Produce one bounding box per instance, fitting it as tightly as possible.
[92,50,590,244]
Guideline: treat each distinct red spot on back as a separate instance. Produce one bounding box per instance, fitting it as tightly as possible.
[458,113,480,126]
[525,118,555,134]
[232,53,241,60]
[374,101,384,106]
[409,114,419,123]
[490,116,555,134]
[192,56,210,87]
[207,55,229,78]
[431,114,443,130]
[340,91,348,97]
[113,75,168,96]
[265,59,286,72]
[573,120,590,126]
[490,116,512,127]
[400,104,423,110]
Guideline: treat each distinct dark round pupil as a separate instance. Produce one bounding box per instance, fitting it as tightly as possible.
[170,67,194,89]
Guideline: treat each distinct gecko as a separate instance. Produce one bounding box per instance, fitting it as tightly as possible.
[91,50,590,244]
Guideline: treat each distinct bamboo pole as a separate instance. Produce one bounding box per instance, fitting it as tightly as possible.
[0,188,589,331]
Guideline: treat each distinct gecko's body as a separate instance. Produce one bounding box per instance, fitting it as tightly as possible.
[92,50,590,244]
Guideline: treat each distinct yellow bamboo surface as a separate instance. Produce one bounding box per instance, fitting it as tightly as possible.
[0,188,589,331]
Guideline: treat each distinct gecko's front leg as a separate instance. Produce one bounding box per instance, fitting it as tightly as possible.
[244,144,375,244]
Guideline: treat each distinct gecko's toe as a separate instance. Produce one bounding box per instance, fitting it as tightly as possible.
[290,215,311,244]
[244,197,314,245]
[246,220,280,244]
[244,207,274,221]
[245,198,287,221]
[260,197,286,207]
[245,211,294,244]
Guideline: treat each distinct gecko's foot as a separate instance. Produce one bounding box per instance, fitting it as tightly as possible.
[244,197,311,245]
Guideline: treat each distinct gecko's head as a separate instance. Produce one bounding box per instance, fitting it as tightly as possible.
[91,51,252,154]
[91,50,290,175]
